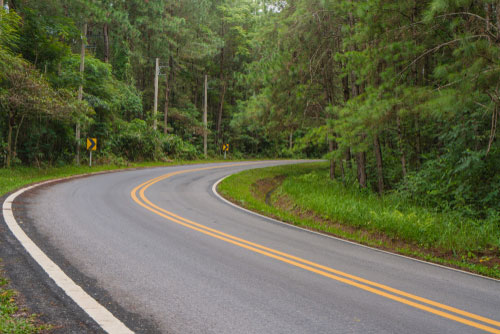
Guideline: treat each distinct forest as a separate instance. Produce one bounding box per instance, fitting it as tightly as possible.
[1,0,499,221]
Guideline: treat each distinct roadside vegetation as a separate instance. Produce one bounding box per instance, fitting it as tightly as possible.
[219,163,500,279]
[0,273,50,334]
[1,0,499,327]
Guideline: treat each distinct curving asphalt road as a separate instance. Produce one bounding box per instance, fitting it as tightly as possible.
[15,161,500,333]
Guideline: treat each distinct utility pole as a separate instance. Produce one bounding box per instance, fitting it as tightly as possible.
[204,75,208,158]
[76,23,87,166]
[153,58,159,130]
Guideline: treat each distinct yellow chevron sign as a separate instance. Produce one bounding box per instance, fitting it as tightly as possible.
[87,138,97,151]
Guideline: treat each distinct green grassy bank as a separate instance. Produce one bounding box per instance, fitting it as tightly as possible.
[218,162,500,278]
[0,159,239,333]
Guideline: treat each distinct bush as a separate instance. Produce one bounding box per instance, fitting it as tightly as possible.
[110,119,199,162]
[397,147,500,220]
[161,135,198,159]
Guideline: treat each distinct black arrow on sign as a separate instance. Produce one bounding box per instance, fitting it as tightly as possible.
[88,138,96,151]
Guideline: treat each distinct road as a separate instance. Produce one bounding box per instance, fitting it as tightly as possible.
[17,161,500,333]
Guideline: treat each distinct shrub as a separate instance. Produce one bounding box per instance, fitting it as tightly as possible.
[110,119,199,162]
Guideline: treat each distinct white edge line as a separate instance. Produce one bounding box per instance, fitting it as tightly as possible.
[212,174,500,283]
[2,179,134,334]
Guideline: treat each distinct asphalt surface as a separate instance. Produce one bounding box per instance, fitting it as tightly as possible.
[13,161,500,333]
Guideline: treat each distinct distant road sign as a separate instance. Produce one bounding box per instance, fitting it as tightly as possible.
[223,144,229,152]
[87,138,97,151]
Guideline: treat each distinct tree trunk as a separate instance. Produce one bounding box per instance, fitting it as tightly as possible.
[373,134,384,194]
[356,151,367,188]
[497,1,500,39]
[396,115,407,177]
[351,69,366,187]
[342,75,350,103]
[76,23,87,166]
[342,74,353,170]
[341,60,353,171]
[170,57,175,105]
[163,69,170,134]
[329,137,335,180]
[6,109,13,168]
[486,106,498,156]
[348,5,366,187]
[330,159,336,180]
[485,3,491,33]
[217,20,225,149]
[340,159,345,184]
[13,114,25,164]
[415,116,422,169]
[217,80,226,148]
[194,76,199,108]
[103,23,110,63]
[345,146,352,169]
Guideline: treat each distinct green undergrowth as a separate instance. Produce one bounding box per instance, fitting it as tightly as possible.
[0,273,51,333]
[218,162,500,278]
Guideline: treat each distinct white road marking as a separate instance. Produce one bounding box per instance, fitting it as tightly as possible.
[2,179,134,334]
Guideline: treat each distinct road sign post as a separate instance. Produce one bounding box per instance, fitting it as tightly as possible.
[87,138,97,167]
[222,144,229,159]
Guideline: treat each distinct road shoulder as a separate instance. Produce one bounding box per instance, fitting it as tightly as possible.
[1,179,161,333]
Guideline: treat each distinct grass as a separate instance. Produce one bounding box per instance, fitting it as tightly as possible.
[0,158,247,333]
[218,162,500,278]
[0,274,51,334]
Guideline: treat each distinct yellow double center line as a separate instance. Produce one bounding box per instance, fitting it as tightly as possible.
[131,164,500,333]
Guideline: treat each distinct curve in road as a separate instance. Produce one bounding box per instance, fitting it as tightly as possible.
[5,161,500,333]
[133,163,500,334]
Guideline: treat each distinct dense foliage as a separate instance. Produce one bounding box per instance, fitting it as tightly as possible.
[0,0,499,219]
[239,0,500,220]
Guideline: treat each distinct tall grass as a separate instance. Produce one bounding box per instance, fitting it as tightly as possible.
[281,167,499,254]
